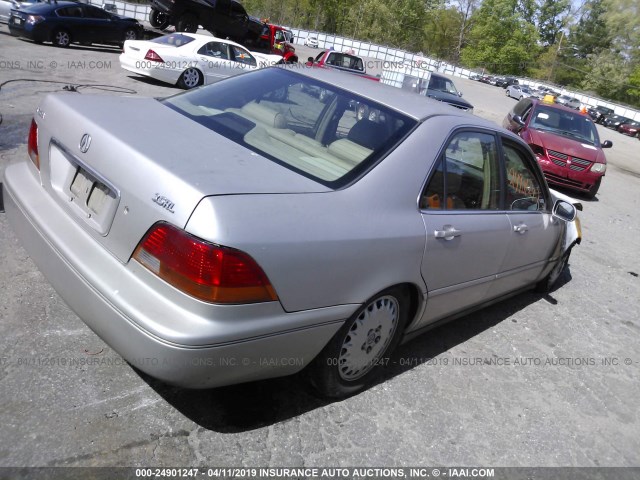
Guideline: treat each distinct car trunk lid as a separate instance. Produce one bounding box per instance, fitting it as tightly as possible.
[35,93,328,262]
[122,39,179,60]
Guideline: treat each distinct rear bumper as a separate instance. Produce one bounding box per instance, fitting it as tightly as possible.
[3,160,348,388]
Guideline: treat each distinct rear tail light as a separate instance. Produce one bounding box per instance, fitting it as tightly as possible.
[133,222,278,304]
[27,118,39,170]
[26,15,44,25]
[144,49,164,62]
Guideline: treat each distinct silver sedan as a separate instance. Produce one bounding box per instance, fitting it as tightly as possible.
[506,84,536,100]
[3,67,580,398]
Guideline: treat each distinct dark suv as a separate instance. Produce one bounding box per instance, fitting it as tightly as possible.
[496,77,518,88]
[149,0,261,42]
[395,72,473,111]
[587,105,614,124]
[427,73,474,111]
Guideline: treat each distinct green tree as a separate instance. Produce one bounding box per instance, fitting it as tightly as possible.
[570,0,612,58]
[460,0,540,74]
[581,51,632,101]
[422,7,463,60]
[603,0,640,62]
[627,65,640,104]
[452,0,480,62]
[537,0,571,46]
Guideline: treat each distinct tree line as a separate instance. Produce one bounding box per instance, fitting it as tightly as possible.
[241,0,640,107]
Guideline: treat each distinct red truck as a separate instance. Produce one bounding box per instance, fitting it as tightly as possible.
[254,23,298,63]
[305,49,379,80]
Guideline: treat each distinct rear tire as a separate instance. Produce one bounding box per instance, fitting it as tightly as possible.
[52,29,71,48]
[309,286,409,398]
[176,13,198,33]
[177,67,203,89]
[149,8,170,30]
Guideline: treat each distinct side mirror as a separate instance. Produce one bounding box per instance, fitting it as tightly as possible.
[601,140,613,148]
[307,56,314,63]
[458,91,463,97]
[552,199,577,222]
[512,114,525,129]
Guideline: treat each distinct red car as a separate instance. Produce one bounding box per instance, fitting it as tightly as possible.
[618,121,640,138]
[503,98,612,199]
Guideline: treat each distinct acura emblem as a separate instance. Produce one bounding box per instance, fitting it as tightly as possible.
[79,134,92,153]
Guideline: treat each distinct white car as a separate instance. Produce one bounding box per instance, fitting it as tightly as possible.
[304,35,319,48]
[120,33,284,89]
[506,84,534,100]
[556,95,581,110]
[0,0,39,23]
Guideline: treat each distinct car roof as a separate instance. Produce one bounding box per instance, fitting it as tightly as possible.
[18,0,83,11]
[282,66,495,124]
[529,98,589,116]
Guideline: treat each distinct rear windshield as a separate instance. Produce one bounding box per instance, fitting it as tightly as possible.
[326,52,364,72]
[162,68,417,188]
[151,34,195,47]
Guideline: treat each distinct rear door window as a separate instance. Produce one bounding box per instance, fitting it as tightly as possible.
[83,5,111,18]
[421,131,501,210]
[198,41,231,59]
[56,6,83,17]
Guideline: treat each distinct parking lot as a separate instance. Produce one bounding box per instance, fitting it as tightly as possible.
[1,24,640,470]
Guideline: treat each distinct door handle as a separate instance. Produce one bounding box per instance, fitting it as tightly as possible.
[513,223,528,234]
[434,226,462,241]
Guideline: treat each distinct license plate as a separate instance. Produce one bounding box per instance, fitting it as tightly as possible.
[12,16,23,25]
[70,167,112,216]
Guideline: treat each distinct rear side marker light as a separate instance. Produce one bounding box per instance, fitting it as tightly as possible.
[133,222,278,304]
[28,118,40,170]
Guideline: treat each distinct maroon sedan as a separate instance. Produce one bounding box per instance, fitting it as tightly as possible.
[503,98,612,199]
[618,121,640,138]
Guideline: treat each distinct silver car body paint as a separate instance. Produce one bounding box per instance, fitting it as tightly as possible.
[3,67,577,388]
